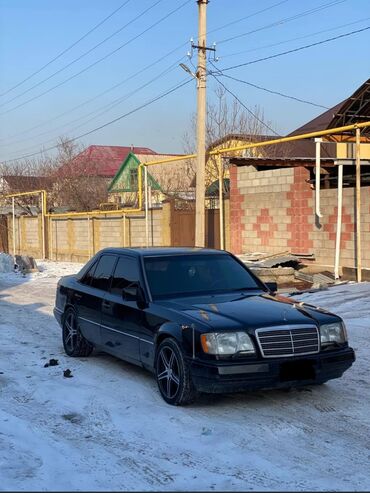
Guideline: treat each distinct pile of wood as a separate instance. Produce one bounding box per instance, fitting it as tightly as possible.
[238,251,345,293]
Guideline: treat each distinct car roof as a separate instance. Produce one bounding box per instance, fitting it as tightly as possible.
[96,247,229,257]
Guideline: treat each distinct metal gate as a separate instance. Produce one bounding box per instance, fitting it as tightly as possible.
[170,199,195,247]
[0,216,9,253]
[170,199,220,249]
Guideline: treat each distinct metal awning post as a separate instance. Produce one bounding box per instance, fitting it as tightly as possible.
[218,156,224,250]
[41,191,46,259]
[315,138,323,218]
[355,128,362,282]
[12,197,16,257]
[87,216,91,258]
[334,163,343,279]
[144,165,149,247]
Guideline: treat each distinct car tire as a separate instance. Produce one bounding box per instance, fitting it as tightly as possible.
[155,338,197,406]
[62,307,93,357]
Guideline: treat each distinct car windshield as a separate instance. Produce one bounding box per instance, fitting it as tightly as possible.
[144,254,261,299]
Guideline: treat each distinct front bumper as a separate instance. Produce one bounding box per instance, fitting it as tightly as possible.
[190,346,355,393]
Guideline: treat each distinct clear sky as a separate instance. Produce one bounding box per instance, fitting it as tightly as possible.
[0,0,369,162]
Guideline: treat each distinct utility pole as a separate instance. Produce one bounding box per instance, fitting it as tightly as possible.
[195,0,208,247]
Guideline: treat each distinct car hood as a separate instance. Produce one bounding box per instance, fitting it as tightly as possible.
[156,292,336,331]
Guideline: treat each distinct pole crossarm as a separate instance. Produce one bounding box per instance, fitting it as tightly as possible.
[143,120,370,168]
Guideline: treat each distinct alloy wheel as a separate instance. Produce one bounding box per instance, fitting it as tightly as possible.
[64,312,78,353]
[157,346,181,400]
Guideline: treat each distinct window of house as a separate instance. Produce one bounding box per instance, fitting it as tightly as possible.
[130,169,138,190]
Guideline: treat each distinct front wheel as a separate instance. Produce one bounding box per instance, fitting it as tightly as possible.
[62,308,93,357]
[155,338,197,406]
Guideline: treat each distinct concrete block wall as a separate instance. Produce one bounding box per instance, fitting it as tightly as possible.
[230,165,296,254]
[230,164,370,269]
[7,215,43,258]
[49,208,165,262]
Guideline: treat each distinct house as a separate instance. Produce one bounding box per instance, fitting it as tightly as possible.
[57,145,158,180]
[204,133,279,189]
[54,144,159,211]
[108,151,195,207]
[227,77,370,273]
[0,175,53,196]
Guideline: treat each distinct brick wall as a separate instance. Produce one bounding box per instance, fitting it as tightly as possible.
[230,164,370,269]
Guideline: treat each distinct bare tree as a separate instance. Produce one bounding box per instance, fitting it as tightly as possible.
[50,137,109,212]
[183,86,276,188]
[0,137,109,212]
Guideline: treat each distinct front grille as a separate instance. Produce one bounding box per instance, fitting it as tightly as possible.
[256,325,319,358]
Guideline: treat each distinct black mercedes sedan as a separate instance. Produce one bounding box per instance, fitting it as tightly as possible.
[54,247,355,405]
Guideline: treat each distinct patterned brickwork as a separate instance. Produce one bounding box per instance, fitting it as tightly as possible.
[229,165,245,253]
[253,208,278,246]
[287,167,314,253]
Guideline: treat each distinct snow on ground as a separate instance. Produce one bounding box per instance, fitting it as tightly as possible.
[0,253,14,274]
[0,261,369,491]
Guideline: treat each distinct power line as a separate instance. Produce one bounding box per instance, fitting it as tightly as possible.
[221,16,370,58]
[2,0,293,143]
[0,1,317,142]
[0,0,163,108]
[0,0,132,98]
[1,79,192,163]
[218,0,348,44]
[219,26,370,72]
[4,57,185,155]
[207,0,291,36]
[0,0,191,116]
[0,42,188,145]
[213,72,329,110]
[209,68,280,137]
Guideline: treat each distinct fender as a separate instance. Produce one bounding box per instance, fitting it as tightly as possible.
[155,322,196,359]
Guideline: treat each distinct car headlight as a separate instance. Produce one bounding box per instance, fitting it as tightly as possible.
[200,332,255,355]
[320,322,347,345]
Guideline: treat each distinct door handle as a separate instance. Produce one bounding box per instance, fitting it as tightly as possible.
[102,300,111,308]
[74,293,82,300]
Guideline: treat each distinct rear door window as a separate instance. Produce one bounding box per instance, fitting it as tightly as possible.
[80,261,97,286]
[110,256,140,296]
[90,255,117,291]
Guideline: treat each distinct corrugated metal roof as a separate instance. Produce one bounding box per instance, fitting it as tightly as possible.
[58,145,157,178]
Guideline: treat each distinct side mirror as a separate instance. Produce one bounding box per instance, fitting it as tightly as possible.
[265,281,278,293]
[122,282,148,309]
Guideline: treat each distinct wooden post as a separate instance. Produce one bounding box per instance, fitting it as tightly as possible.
[355,127,362,282]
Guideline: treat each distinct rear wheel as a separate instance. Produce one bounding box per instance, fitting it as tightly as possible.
[155,338,197,406]
[62,308,93,357]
